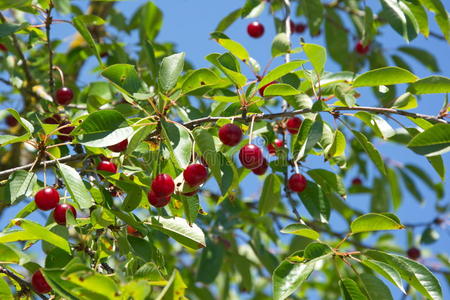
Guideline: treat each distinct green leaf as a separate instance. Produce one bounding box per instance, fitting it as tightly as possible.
[353,67,418,87]
[302,43,326,74]
[0,109,33,146]
[73,16,102,65]
[351,213,405,234]
[427,155,445,181]
[146,216,206,250]
[325,8,349,68]
[407,123,450,156]
[304,242,332,260]
[354,112,395,140]
[271,33,290,57]
[0,0,30,9]
[300,0,324,35]
[0,277,12,300]
[75,110,133,147]
[421,227,440,244]
[365,250,443,300]
[215,37,249,61]
[258,60,306,88]
[7,171,36,204]
[159,52,185,94]
[404,0,429,37]
[181,68,220,94]
[407,76,450,94]
[101,64,140,96]
[63,269,119,299]
[362,7,376,45]
[263,83,301,96]
[0,244,21,264]
[156,270,187,300]
[419,0,449,40]
[326,129,346,157]
[161,120,192,169]
[351,130,386,175]
[57,163,93,209]
[280,224,320,240]
[339,278,367,300]
[307,169,346,198]
[196,239,224,284]
[398,47,439,72]
[0,23,28,38]
[298,181,330,223]
[259,174,282,215]
[0,219,71,253]
[387,168,402,210]
[361,259,406,294]
[206,53,247,88]
[215,9,241,32]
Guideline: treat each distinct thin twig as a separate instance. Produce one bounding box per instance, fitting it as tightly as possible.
[0,266,49,300]
[45,5,55,94]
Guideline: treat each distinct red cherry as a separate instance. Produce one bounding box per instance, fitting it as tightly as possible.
[268,139,284,155]
[259,81,276,97]
[147,190,171,207]
[252,158,268,175]
[239,144,264,169]
[151,174,175,197]
[219,123,243,146]
[407,247,421,260]
[127,225,138,235]
[34,188,60,211]
[31,270,52,294]
[295,23,307,33]
[57,121,74,142]
[182,190,198,197]
[286,117,302,134]
[43,114,62,124]
[55,87,74,105]
[107,139,128,152]
[352,177,362,185]
[290,20,295,33]
[96,161,117,174]
[0,43,7,52]
[5,115,18,127]
[247,21,265,38]
[355,41,370,55]
[288,173,307,192]
[53,203,76,225]
[184,164,208,187]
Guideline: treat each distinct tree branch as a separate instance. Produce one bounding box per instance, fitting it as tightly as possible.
[45,5,55,95]
[0,266,48,300]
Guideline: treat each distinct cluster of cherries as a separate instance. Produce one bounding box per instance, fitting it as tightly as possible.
[247,20,307,39]
[34,188,76,226]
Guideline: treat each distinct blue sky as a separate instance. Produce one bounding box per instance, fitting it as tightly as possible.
[1,0,449,298]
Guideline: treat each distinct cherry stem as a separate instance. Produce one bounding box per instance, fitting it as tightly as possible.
[248,114,256,144]
[52,65,65,87]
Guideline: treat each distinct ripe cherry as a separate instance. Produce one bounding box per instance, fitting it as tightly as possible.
[352,177,362,185]
[53,203,76,225]
[239,144,264,169]
[55,87,74,105]
[127,225,138,235]
[184,164,208,187]
[34,188,60,211]
[31,270,52,294]
[252,158,268,175]
[355,41,370,55]
[295,23,307,33]
[288,173,307,192]
[286,117,302,134]
[259,81,276,97]
[247,21,265,38]
[268,139,284,155]
[97,160,117,174]
[108,139,128,152]
[407,247,421,260]
[219,123,243,146]
[289,20,295,33]
[151,174,175,197]
[0,43,7,52]
[57,121,74,142]
[43,114,62,124]
[147,190,171,207]
[5,115,18,127]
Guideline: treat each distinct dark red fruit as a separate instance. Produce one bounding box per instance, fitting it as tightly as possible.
[55,87,74,105]
[57,121,74,142]
[252,158,268,175]
[295,23,307,33]
[96,161,117,174]
[43,114,61,124]
[34,188,60,211]
[286,117,302,134]
[31,270,52,294]
[100,52,108,58]
[434,217,444,225]
[0,43,7,52]
[239,144,264,169]
[288,173,307,192]
[151,174,175,197]
[5,115,18,127]
[352,177,362,185]
[107,139,128,152]
[127,225,138,235]
[184,164,208,187]
[268,139,284,155]
[259,81,276,97]
[247,21,265,38]
[53,203,76,225]
[407,247,421,260]
[182,190,198,197]
[290,20,295,33]
[219,123,243,146]
[355,41,370,55]
[147,190,171,207]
